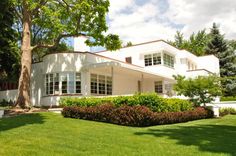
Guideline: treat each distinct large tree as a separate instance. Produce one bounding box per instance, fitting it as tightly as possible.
[0,0,20,81]
[205,23,236,96]
[13,0,122,108]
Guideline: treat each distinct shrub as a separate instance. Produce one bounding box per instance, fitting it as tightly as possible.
[0,99,14,107]
[59,97,113,107]
[221,96,236,101]
[60,93,193,113]
[219,108,236,116]
[62,105,213,127]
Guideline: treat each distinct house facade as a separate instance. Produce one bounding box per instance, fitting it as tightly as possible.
[0,36,219,106]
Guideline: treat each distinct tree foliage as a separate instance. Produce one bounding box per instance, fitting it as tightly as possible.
[169,30,209,56]
[0,0,20,81]
[173,75,222,106]
[205,23,236,96]
[12,0,122,108]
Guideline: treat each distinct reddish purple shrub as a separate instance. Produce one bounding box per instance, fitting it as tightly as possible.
[62,104,213,127]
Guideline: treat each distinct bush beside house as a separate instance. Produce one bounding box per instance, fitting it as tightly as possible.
[59,93,193,113]
[60,93,214,126]
[62,105,213,127]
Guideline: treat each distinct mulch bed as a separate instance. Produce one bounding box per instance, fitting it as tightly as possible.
[3,108,48,118]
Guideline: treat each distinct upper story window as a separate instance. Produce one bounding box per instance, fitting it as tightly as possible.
[144,54,152,66]
[45,72,81,96]
[125,57,132,64]
[164,54,174,68]
[144,53,161,66]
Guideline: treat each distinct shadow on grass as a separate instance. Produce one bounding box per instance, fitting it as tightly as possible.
[0,113,45,132]
[135,124,236,155]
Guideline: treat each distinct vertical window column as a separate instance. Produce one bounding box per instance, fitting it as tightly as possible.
[154,81,163,94]
[61,73,67,94]
[91,74,98,94]
[106,76,112,95]
[76,73,81,93]
[54,73,59,94]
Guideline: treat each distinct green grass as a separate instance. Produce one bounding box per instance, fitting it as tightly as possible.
[0,113,236,156]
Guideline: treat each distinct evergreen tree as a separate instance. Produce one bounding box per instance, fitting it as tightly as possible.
[205,23,228,57]
[206,23,236,96]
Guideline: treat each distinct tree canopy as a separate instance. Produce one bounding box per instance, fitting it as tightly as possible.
[12,0,122,108]
[173,75,222,106]
[0,0,20,81]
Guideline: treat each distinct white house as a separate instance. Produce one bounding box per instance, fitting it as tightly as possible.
[0,36,219,106]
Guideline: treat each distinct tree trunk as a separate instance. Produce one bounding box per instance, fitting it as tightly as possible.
[15,1,32,108]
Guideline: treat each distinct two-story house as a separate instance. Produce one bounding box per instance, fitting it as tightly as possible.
[29,36,219,106]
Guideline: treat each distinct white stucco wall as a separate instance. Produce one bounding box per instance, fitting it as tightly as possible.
[197,55,220,74]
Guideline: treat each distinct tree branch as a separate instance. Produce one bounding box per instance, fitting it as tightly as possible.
[32,32,84,51]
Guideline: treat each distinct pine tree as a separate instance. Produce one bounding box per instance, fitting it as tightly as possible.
[206,23,236,96]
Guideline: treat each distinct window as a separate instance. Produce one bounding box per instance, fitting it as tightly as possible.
[45,72,82,95]
[91,74,112,95]
[61,73,67,94]
[54,73,59,94]
[153,53,161,65]
[91,74,97,94]
[68,73,75,94]
[125,57,132,64]
[99,75,106,94]
[76,73,81,93]
[144,54,152,66]
[144,53,162,66]
[45,75,49,95]
[164,54,174,68]
[154,81,163,94]
[106,76,112,95]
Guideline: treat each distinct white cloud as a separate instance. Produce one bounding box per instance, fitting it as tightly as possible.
[165,0,236,39]
[107,0,176,44]
[107,0,236,46]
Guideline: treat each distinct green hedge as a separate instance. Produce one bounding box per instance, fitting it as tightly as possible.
[221,96,236,101]
[59,93,193,113]
[220,108,236,116]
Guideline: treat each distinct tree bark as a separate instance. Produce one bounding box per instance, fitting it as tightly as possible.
[15,1,32,108]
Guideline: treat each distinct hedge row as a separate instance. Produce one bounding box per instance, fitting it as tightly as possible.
[62,104,213,127]
[220,108,236,116]
[60,93,193,113]
[221,96,236,101]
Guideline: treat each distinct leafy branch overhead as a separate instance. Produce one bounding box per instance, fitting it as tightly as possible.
[13,0,122,51]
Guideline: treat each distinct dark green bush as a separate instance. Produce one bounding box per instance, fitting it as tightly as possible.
[59,93,193,113]
[62,105,213,127]
[0,99,14,107]
[221,96,236,101]
[219,108,236,116]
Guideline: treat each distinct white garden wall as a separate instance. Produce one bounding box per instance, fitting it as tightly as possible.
[0,89,18,102]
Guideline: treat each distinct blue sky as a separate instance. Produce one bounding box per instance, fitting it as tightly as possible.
[71,0,236,52]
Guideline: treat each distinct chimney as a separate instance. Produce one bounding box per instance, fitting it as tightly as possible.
[73,35,90,52]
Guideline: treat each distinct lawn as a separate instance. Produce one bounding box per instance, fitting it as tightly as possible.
[0,113,236,156]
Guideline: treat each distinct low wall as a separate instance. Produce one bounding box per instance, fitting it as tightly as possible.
[212,101,236,109]
[0,89,18,102]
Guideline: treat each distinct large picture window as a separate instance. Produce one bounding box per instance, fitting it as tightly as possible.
[90,74,112,95]
[45,72,81,95]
